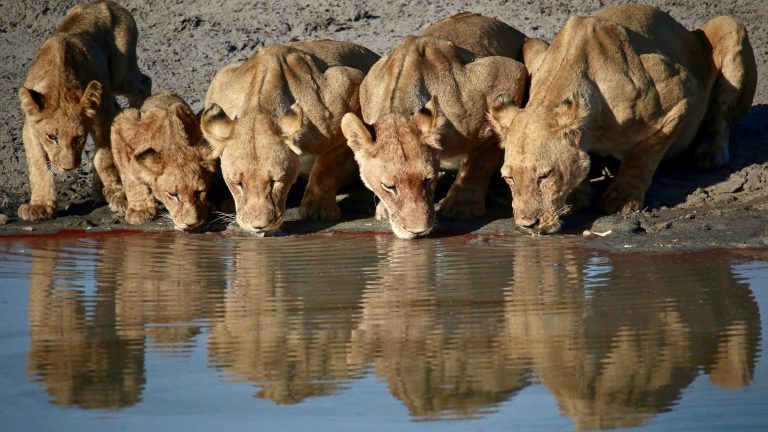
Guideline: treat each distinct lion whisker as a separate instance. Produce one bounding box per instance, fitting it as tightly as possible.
[555,204,572,217]
[212,210,236,224]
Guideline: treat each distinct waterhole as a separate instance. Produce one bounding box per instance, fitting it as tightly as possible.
[0,231,765,430]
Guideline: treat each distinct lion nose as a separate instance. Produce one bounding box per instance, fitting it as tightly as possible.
[408,228,431,237]
[517,217,538,228]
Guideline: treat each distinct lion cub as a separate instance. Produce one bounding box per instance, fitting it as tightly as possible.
[18,0,151,221]
[111,92,216,232]
[201,40,379,235]
[490,4,756,234]
[341,12,544,239]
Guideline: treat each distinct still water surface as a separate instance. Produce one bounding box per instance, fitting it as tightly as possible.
[0,231,766,431]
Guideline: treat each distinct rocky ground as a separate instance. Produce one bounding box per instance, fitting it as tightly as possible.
[0,0,766,252]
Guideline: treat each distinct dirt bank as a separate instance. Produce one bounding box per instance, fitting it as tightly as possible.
[0,0,766,252]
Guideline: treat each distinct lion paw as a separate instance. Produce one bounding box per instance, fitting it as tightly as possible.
[693,135,730,170]
[107,190,128,214]
[437,195,485,220]
[18,203,56,221]
[600,183,644,214]
[300,199,341,221]
[125,206,157,225]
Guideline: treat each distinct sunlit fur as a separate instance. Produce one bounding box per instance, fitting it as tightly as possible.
[17,1,151,222]
[491,4,756,234]
[201,41,379,235]
[346,114,440,240]
[209,112,299,234]
[343,12,535,239]
[111,92,215,232]
[494,104,590,234]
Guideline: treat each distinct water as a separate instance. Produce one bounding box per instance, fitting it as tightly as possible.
[0,231,766,431]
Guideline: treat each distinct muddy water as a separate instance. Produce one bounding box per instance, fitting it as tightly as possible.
[0,232,766,431]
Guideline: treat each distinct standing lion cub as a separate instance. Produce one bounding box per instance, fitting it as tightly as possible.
[111,92,216,232]
[18,0,151,221]
[201,40,379,235]
[490,4,757,234]
[341,12,545,239]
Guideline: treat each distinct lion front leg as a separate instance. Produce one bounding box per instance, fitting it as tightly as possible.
[600,132,679,214]
[92,111,127,212]
[18,123,57,221]
[122,175,157,225]
[437,139,501,219]
[693,16,757,169]
[601,98,691,214]
[300,144,352,221]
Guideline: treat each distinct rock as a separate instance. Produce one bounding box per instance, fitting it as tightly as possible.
[591,217,645,235]
[713,174,745,195]
[744,166,765,191]
[0,214,8,225]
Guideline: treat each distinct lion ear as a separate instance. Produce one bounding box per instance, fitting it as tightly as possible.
[171,102,203,146]
[133,146,163,174]
[554,89,591,135]
[341,112,374,156]
[488,93,521,137]
[19,87,46,117]
[80,80,102,118]
[413,95,444,150]
[277,103,305,155]
[200,103,234,158]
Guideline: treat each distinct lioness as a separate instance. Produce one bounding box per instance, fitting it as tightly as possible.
[490,4,756,233]
[201,40,379,234]
[341,12,542,239]
[18,0,151,221]
[111,92,216,232]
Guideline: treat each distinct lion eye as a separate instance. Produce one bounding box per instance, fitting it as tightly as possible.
[268,179,276,192]
[46,134,59,145]
[381,182,396,194]
[194,189,205,200]
[537,169,552,180]
[503,176,515,186]
[167,191,179,200]
[233,180,244,192]
[75,135,87,146]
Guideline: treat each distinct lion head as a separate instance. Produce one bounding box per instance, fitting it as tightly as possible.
[342,97,444,239]
[490,92,592,234]
[19,80,102,171]
[112,98,216,232]
[200,103,305,234]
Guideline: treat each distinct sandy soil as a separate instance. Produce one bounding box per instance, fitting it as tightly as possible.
[0,0,766,252]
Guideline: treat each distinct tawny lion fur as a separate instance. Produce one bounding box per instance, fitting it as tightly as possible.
[18,0,151,221]
[490,4,757,234]
[341,12,545,240]
[201,40,379,234]
[111,92,216,232]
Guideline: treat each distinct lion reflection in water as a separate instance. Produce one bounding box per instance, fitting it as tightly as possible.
[25,234,227,408]
[206,238,374,403]
[503,244,760,430]
[23,235,761,422]
[351,237,528,418]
